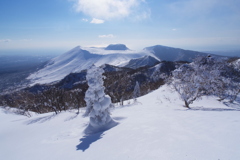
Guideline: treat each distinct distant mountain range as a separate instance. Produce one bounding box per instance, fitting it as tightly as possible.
[205,50,240,57]
[26,44,220,85]
[145,45,209,62]
[27,45,144,85]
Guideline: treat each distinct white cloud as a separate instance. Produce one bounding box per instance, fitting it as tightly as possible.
[74,0,149,21]
[98,34,114,38]
[0,39,11,43]
[90,18,104,24]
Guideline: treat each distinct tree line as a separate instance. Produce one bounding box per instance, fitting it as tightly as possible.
[0,62,175,116]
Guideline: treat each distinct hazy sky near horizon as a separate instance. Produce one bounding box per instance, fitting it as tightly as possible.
[0,0,240,52]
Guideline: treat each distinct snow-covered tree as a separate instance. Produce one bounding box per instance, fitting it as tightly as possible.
[172,56,224,108]
[172,64,201,108]
[84,65,116,132]
[172,55,240,108]
[221,61,240,102]
[133,81,141,102]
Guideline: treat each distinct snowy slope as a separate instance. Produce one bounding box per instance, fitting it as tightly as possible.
[232,58,240,70]
[1,85,240,160]
[145,45,209,62]
[27,46,144,85]
[124,55,160,69]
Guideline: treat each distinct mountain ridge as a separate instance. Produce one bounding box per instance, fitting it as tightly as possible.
[145,45,210,62]
[26,44,222,86]
[124,55,160,69]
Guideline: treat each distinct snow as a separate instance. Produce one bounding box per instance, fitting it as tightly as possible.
[233,58,240,70]
[1,85,240,160]
[105,44,129,50]
[26,45,221,86]
[124,55,160,69]
[84,65,117,134]
[144,45,209,62]
[27,46,145,85]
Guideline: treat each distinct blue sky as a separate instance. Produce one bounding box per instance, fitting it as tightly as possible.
[0,0,240,52]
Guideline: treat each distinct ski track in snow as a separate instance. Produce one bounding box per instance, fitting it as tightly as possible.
[1,85,240,160]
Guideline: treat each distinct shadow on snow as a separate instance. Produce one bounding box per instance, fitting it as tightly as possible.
[76,131,104,152]
[186,107,240,112]
[76,120,119,152]
[25,113,58,125]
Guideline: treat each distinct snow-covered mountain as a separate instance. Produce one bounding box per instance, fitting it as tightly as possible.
[124,55,160,69]
[105,44,129,50]
[27,45,144,85]
[145,45,209,62]
[26,44,216,86]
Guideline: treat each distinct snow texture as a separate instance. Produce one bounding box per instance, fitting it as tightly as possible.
[1,85,240,160]
[84,65,117,134]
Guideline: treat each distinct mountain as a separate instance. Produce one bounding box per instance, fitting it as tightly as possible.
[124,55,160,69]
[26,44,224,86]
[27,46,143,85]
[145,45,209,62]
[105,44,129,50]
[23,61,178,99]
[205,50,240,57]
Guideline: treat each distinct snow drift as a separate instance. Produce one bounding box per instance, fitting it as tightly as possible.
[1,85,240,160]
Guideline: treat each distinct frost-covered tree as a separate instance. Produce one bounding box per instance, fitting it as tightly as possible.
[221,61,240,102]
[172,56,222,108]
[84,65,116,133]
[67,89,84,113]
[172,55,240,108]
[133,81,141,102]
[172,64,201,108]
